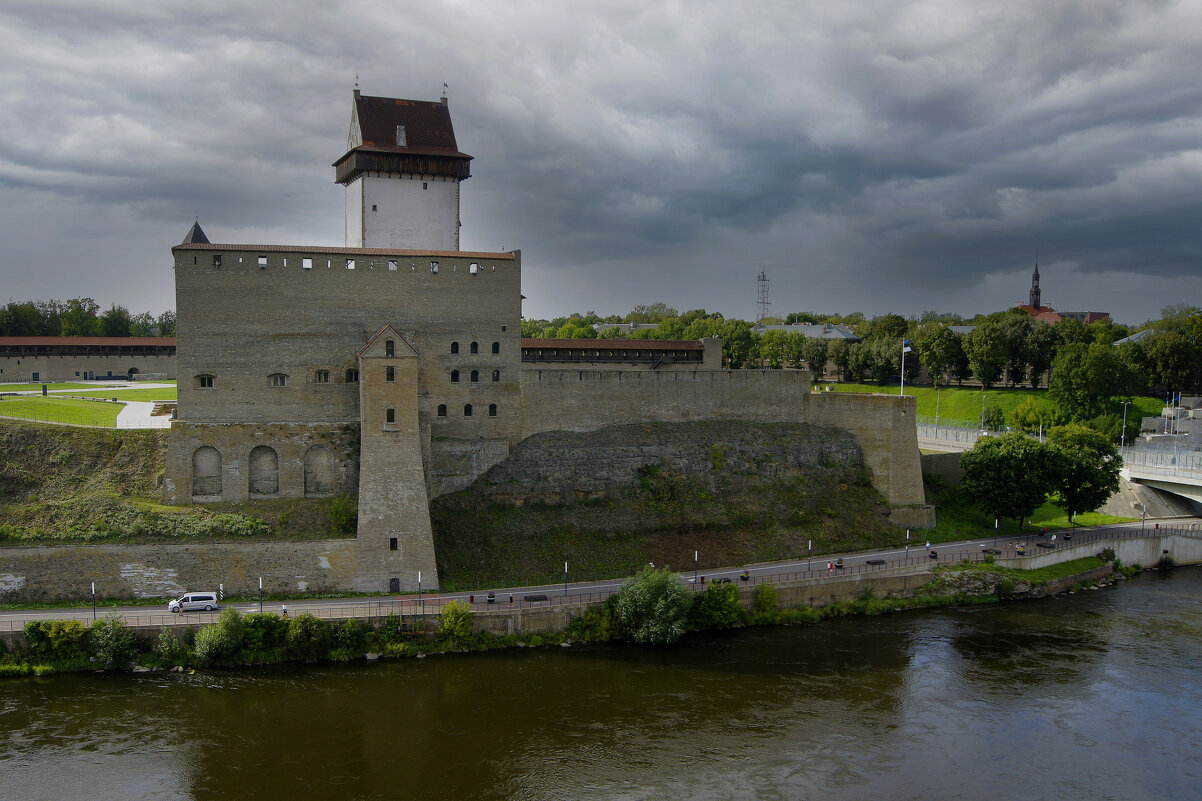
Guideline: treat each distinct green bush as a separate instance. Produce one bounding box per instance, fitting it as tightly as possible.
[286,613,331,661]
[88,612,138,669]
[23,619,86,660]
[566,606,615,641]
[609,565,692,645]
[154,627,187,666]
[691,582,742,629]
[0,663,31,677]
[192,608,244,667]
[438,601,473,646]
[329,619,370,660]
[377,613,405,645]
[752,583,779,616]
[330,494,358,534]
[242,613,289,652]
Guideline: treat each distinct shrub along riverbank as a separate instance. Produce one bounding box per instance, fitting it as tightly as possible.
[0,558,1135,677]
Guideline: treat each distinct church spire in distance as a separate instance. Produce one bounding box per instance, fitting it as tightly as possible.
[1029,254,1041,310]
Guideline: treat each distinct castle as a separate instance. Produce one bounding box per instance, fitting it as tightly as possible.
[164,91,930,593]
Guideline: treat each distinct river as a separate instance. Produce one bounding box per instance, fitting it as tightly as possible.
[3,568,1202,801]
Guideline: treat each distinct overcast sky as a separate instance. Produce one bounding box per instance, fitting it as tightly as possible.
[2,0,1200,326]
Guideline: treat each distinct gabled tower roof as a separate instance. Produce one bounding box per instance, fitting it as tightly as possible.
[180,220,210,245]
[334,91,472,185]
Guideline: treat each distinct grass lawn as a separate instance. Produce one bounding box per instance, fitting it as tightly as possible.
[926,490,1136,543]
[824,382,1163,427]
[69,387,177,401]
[0,396,122,426]
[0,382,97,392]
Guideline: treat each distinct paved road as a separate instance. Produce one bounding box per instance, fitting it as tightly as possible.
[3,516,1198,632]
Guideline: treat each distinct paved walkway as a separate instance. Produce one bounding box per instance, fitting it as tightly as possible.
[115,400,172,429]
[0,381,175,429]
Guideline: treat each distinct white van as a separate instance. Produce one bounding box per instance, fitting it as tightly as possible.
[168,592,219,613]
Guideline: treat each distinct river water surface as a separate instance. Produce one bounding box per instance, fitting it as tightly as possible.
[3,568,1202,801]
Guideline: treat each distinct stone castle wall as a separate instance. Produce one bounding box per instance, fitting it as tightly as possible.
[0,539,358,602]
[0,354,176,383]
[518,368,928,513]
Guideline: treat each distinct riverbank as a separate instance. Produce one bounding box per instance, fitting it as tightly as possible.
[0,554,1135,677]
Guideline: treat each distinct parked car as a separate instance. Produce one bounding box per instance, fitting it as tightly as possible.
[168,592,219,613]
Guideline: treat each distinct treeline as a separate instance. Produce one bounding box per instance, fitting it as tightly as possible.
[0,298,176,337]
[521,303,1202,397]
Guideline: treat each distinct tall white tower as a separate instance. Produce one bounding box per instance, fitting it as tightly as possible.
[334,91,472,250]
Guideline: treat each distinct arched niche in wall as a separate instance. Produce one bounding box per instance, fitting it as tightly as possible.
[249,445,279,496]
[192,446,222,497]
[304,445,336,496]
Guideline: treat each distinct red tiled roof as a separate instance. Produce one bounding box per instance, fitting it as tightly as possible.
[173,243,514,259]
[0,337,176,346]
[522,338,703,351]
[344,94,470,160]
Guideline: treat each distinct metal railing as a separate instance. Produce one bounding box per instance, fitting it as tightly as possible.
[6,525,1196,634]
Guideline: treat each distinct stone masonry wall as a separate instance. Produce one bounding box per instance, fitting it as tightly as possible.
[456,421,862,506]
[0,354,177,383]
[0,539,358,602]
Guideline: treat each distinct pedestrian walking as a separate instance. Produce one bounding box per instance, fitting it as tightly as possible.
[281,604,288,618]
[925,540,931,552]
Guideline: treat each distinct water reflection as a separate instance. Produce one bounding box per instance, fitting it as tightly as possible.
[3,569,1202,801]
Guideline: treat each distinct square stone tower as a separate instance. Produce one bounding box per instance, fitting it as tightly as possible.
[334,91,472,251]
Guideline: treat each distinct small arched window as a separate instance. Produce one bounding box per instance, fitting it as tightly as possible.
[488,404,497,417]
[470,342,479,354]
[492,341,500,354]
[492,369,500,382]
[470,370,479,383]
[385,366,395,382]
[269,373,287,387]
[451,342,459,354]
[464,404,473,417]
[437,404,447,417]
[451,370,459,383]
[385,407,396,424]
[385,339,395,357]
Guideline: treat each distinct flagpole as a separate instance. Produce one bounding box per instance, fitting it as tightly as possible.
[900,339,912,396]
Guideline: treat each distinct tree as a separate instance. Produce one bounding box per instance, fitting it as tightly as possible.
[1145,330,1199,392]
[720,320,757,369]
[100,304,133,337]
[625,302,678,324]
[1025,321,1058,388]
[608,565,692,644]
[130,312,157,337]
[1049,342,1124,420]
[965,320,1007,388]
[1010,396,1065,434]
[60,297,101,336]
[960,432,1061,528]
[1046,424,1121,522]
[916,323,958,387]
[801,336,828,379]
[828,339,851,380]
[999,314,1032,387]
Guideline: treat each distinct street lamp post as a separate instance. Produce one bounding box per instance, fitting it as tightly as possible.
[92,582,97,622]
[994,518,999,548]
[906,529,910,559]
[808,540,812,571]
[258,576,263,613]
[1121,401,1131,448]
[417,570,423,614]
[980,392,987,431]
[935,386,941,430]
[564,561,569,596]
[694,550,699,586]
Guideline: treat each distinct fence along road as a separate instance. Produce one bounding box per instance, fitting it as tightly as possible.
[3,519,1199,634]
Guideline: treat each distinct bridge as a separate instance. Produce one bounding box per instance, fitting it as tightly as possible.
[1121,446,1202,506]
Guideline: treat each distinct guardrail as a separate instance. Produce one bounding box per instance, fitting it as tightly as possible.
[5,525,1196,633]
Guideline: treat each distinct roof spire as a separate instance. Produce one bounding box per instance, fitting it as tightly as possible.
[180,219,209,245]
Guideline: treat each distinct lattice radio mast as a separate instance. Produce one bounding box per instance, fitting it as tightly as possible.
[756,270,771,322]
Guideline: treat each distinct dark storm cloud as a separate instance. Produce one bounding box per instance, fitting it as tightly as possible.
[0,0,1199,322]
